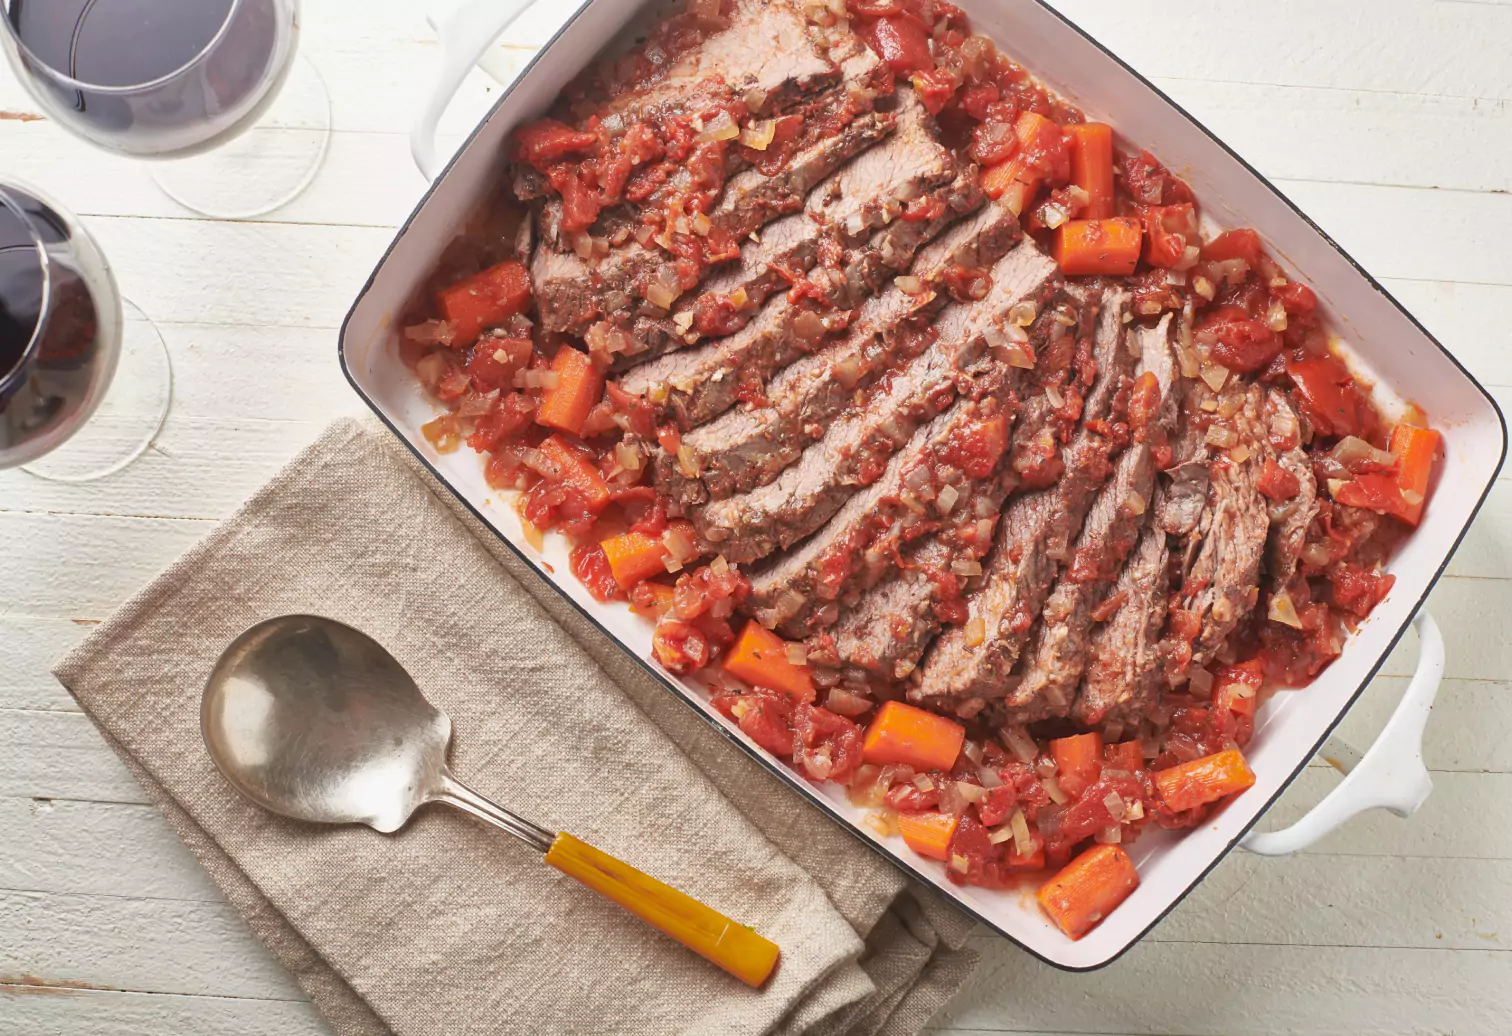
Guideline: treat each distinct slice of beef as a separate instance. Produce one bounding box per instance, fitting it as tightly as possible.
[821,290,1096,686]
[1263,389,1318,590]
[616,296,831,429]
[532,107,893,338]
[696,330,975,564]
[911,289,1133,713]
[1005,317,1178,724]
[609,213,823,371]
[1073,514,1171,727]
[804,89,957,245]
[1171,384,1271,678]
[600,0,842,123]
[911,200,1023,287]
[744,365,1019,639]
[1157,377,1214,538]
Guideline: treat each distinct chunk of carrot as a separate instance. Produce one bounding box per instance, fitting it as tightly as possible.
[861,701,965,772]
[1052,218,1143,276]
[536,346,606,437]
[436,259,532,346]
[1102,740,1144,774]
[897,811,960,862]
[1154,748,1256,813]
[602,530,673,590]
[1036,844,1140,939]
[1388,423,1441,527]
[537,434,610,512]
[722,620,816,702]
[1067,122,1115,219]
[628,582,675,619]
[1050,732,1103,798]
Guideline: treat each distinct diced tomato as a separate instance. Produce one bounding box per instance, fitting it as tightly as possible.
[711,687,795,757]
[792,704,864,783]
[557,171,602,234]
[1050,733,1103,799]
[537,434,611,512]
[1212,658,1264,720]
[628,581,675,620]
[859,13,935,76]
[671,562,750,621]
[942,412,1009,479]
[1332,472,1411,520]
[1122,149,1193,206]
[944,812,1008,887]
[514,118,598,169]
[652,619,710,674]
[1329,561,1395,618]
[1140,203,1196,269]
[1201,228,1264,268]
[1255,457,1302,501]
[909,67,960,115]
[569,543,621,603]
[1273,281,1318,318]
[1287,354,1380,441]
[960,83,1002,122]
[1103,741,1145,773]
[465,391,536,453]
[1197,305,1282,374]
[465,336,532,392]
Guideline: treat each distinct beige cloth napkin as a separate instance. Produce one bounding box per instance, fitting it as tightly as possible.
[53,417,981,1036]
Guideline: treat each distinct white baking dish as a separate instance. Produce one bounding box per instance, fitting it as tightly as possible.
[340,0,1507,970]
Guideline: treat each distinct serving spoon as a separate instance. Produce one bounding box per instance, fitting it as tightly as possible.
[201,614,780,988]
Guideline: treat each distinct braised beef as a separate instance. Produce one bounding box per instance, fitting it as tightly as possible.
[1073,513,1171,727]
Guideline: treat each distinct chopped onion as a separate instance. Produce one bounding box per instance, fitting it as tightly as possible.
[404,319,455,347]
[1009,301,1038,327]
[1045,384,1065,409]
[459,389,500,417]
[738,117,776,150]
[415,352,453,391]
[1010,809,1033,857]
[663,524,698,563]
[826,687,873,718]
[793,310,827,341]
[964,615,986,647]
[1199,361,1230,392]
[645,282,679,310]
[1192,274,1216,301]
[1269,590,1304,629]
[1327,477,1349,499]
[1229,444,1252,464]
[1042,204,1069,230]
[949,853,970,874]
[988,825,1015,845]
[956,782,987,804]
[1004,344,1036,369]
[952,558,983,578]
[1205,425,1239,448]
[863,810,898,837]
[1266,298,1289,332]
[913,774,937,793]
[676,444,702,479]
[1094,826,1123,844]
[998,727,1034,767]
[1123,490,1147,517]
[1174,244,1202,271]
[962,740,984,766]
[1041,776,1069,804]
[976,517,995,542]
[937,484,960,515]
[662,555,684,574]
[729,286,751,310]
[1330,435,1397,472]
[895,275,927,296]
[1051,307,1078,327]
[1104,791,1128,821]
[1216,257,1250,284]
[521,369,561,390]
[1402,488,1424,507]
[1126,799,1145,821]
[691,212,713,237]
[673,310,696,333]
[695,110,739,142]
[977,766,1004,789]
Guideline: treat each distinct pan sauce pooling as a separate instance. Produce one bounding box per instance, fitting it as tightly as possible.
[402,0,1439,939]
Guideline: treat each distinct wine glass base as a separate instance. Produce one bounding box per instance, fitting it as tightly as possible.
[149,54,333,220]
[21,300,172,483]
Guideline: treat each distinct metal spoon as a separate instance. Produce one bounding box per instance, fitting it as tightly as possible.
[201,614,779,987]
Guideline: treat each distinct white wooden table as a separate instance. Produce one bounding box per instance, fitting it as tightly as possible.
[3,2,1510,1033]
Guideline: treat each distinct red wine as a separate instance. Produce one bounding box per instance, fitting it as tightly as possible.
[8,0,234,88]
[0,195,43,382]
[3,0,289,157]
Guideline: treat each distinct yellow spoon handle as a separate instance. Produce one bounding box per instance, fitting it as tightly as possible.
[544,832,780,988]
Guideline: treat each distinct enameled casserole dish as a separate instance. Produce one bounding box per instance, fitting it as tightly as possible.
[340,0,1507,970]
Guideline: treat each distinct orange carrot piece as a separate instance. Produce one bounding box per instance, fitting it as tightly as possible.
[436,259,532,346]
[1053,218,1143,276]
[536,346,606,436]
[537,434,611,511]
[1051,732,1103,798]
[1067,122,1115,219]
[1037,844,1140,939]
[1154,748,1256,813]
[897,811,960,862]
[1103,740,1144,773]
[982,159,1025,202]
[861,701,966,772]
[722,620,816,702]
[602,530,673,590]
[1388,423,1441,527]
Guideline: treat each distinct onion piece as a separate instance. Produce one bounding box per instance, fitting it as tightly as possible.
[1045,384,1065,409]
[785,643,808,666]
[1205,425,1239,448]
[1269,591,1304,629]
[663,524,698,563]
[1002,725,1038,764]
[1192,274,1216,301]
[1229,444,1252,464]
[695,110,739,142]
[1104,791,1129,821]
[977,766,1004,789]
[988,825,1015,845]
[951,558,982,577]
[1330,435,1397,472]
[1041,776,1069,804]
[949,854,970,874]
[1123,490,1147,517]
[1008,301,1038,327]
[895,275,927,296]
[521,369,561,391]
[1199,361,1231,392]
[1010,808,1033,857]
[937,484,961,515]
[1266,298,1289,332]
[1094,826,1123,844]
[739,118,776,150]
[964,615,986,647]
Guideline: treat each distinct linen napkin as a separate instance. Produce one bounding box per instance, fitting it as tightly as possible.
[53,416,981,1036]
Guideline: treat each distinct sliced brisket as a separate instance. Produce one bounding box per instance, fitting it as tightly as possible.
[910,289,1133,713]
[743,365,1019,639]
[1264,389,1318,590]
[1006,316,1178,725]
[1073,513,1171,727]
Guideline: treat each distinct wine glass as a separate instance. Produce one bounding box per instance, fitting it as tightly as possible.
[0,178,168,480]
[0,0,331,220]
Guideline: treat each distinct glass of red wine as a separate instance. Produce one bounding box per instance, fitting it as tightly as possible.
[1,0,331,219]
[1,178,169,480]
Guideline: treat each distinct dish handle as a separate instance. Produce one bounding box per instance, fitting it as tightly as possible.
[1241,611,1442,856]
[412,0,548,181]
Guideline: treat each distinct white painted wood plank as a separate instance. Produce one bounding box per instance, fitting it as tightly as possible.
[0,988,329,1036]
[0,890,304,1000]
